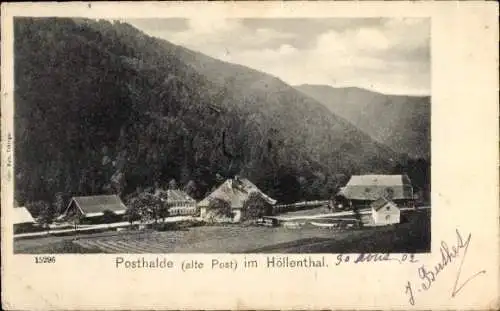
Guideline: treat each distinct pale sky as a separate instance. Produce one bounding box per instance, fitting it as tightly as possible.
[127,18,430,96]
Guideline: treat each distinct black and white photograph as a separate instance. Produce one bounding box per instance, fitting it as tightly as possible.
[12,16,431,254]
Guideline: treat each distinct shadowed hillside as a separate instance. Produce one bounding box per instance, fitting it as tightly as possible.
[15,18,398,208]
[295,85,430,159]
[166,40,397,173]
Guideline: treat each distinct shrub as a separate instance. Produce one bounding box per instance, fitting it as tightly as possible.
[124,204,141,225]
[206,198,233,223]
[242,192,273,220]
[26,200,55,227]
[127,192,166,224]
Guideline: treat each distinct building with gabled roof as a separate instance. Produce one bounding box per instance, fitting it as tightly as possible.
[198,176,276,222]
[13,206,37,233]
[13,206,36,225]
[60,195,127,224]
[370,197,401,225]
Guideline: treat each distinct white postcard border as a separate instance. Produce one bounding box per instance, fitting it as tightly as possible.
[1,2,498,310]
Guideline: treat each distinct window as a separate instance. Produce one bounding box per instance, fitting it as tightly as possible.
[386,206,390,211]
[385,215,390,220]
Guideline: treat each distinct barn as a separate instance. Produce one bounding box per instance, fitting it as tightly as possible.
[370,197,401,225]
[60,195,127,224]
[198,176,276,222]
[335,174,414,210]
[13,206,36,233]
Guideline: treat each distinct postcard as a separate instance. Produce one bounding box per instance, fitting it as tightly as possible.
[1,1,498,310]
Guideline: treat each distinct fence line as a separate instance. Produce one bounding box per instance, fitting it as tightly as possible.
[167,200,334,216]
[273,200,331,213]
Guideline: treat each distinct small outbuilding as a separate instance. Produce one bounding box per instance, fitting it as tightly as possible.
[13,206,36,233]
[370,197,401,225]
[60,195,127,224]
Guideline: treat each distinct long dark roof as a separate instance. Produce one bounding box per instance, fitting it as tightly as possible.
[68,195,127,216]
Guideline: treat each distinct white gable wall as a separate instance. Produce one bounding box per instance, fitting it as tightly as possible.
[372,202,400,225]
[232,209,242,223]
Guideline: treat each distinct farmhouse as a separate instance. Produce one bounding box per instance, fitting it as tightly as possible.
[336,174,414,209]
[13,206,36,233]
[198,176,277,222]
[60,195,127,224]
[370,197,401,225]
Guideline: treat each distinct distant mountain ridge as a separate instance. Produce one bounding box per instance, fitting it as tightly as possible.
[295,84,430,159]
[15,18,399,206]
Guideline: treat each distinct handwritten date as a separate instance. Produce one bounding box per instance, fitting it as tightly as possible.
[336,253,418,265]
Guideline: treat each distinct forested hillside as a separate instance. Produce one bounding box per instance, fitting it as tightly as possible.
[14,18,398,208]
[295,85,431,159]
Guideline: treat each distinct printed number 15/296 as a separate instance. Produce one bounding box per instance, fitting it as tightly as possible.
[34,256,56,264]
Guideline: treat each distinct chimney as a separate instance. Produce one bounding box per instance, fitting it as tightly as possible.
[230,175,242,190]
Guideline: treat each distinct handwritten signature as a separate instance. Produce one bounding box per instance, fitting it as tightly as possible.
[405,228,487,305]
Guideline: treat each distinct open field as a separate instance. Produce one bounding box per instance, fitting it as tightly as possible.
[14,209,430,254]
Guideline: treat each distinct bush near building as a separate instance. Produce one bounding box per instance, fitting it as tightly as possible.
[242,192,273,221]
